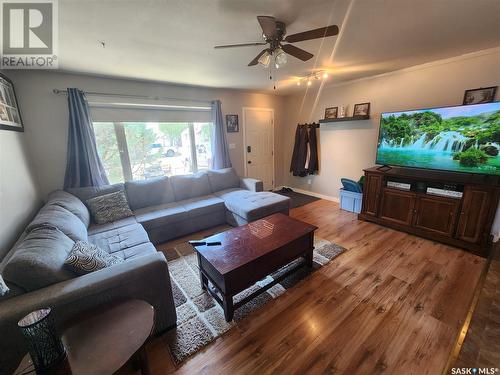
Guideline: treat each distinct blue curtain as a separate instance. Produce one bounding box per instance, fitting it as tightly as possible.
[210,100,232,169]
[63,88,109,188]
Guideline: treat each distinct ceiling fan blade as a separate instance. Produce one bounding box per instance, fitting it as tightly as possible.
[284,25,339,43]
[214,42,267,49]
[282,44,313,61]
[248,49,269,66]
[257,15,277,39]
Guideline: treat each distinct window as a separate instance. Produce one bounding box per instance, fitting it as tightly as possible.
[94,122,213,183]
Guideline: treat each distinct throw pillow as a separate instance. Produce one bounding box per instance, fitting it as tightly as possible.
[0,274,9,296]
[86,190,133,224]
[65,241,123,275]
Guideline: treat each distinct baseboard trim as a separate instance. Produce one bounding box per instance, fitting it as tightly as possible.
[278,186,340,203]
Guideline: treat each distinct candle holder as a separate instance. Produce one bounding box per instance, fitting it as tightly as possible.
[18,308,66,374]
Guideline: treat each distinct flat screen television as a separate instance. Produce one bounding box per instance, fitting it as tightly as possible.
[376,101,500,175]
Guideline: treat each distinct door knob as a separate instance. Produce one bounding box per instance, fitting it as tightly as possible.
[247,161,252,164]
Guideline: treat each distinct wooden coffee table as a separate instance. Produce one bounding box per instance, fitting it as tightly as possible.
[194,213,317,321]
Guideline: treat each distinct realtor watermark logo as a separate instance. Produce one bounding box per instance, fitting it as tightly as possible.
[0,0,58,69]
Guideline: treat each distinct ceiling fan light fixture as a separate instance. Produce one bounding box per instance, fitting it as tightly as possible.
[258,51,271,67]
[274,48,287,69]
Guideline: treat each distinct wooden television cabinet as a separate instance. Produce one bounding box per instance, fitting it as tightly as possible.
[358,166,500,257]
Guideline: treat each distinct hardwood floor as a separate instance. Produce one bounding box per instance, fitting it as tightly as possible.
[126,199,487,375]
[454,241,500,368]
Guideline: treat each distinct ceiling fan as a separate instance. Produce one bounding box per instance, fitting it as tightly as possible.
[214,16,339,68]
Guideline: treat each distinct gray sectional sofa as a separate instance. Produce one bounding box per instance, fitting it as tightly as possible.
[0,167,290,373]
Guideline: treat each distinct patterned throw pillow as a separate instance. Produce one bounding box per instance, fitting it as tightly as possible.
[0,274,9,296]
[65,241,123,275]
[86,190,133,224]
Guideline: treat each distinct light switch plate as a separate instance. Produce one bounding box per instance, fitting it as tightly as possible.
[229,143,236,149]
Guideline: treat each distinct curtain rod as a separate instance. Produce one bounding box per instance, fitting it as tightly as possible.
[52,89,213,104]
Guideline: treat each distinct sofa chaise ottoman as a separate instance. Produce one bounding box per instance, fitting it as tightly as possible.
[66,167,290,244]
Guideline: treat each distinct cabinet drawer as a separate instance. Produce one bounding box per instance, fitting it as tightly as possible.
[456,187,491,243]
[414,196,460,236]
[379,188,415,225]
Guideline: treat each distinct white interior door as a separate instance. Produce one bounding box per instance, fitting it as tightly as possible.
[243,108,274,190]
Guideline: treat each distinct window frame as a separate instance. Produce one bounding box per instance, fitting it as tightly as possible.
[94,121,212,182]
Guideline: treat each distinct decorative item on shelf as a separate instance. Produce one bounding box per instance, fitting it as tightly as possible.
[226,114,239,133]
[353,102,371,117]
[339,105,348,118]
[0,73,23,132]
[18,308,67,373]
[463,86,497,105]
[324,106,338,119]
[296,70,329,87]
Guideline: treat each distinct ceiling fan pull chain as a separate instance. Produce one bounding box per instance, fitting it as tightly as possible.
[268,62,277,90]
[273,66,277,90]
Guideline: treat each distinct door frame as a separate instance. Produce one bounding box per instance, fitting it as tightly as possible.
[242,107,275,189]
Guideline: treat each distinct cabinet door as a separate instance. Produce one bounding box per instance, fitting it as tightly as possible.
[456,187,491,244]
[362,174,382,217]
[379,188,416,225]
[414,196,460,236]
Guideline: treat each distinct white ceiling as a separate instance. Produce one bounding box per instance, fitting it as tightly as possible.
[59,0,500,94]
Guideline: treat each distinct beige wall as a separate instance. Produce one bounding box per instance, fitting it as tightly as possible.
[280,48,500,237]
[0,114,41,256]
[6,71,287,198]
[3,47,499,246]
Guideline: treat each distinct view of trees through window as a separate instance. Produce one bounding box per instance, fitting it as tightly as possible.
[93,122,212,183]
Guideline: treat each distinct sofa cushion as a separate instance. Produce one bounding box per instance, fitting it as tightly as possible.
[213,188,248,200]
[87,190,134,224]
[125,177,175,210]
[219,190,290,222]
[88,223,150,254]
[26,204,88,242]
[65,241,123,275]
[170,172,211,201]
[134,203,188,231]
[0,280,24,301]
[88,216,138,235]
[178,194,225,218]
[207,168,240,193]
[66,183,125,205]
[2,227,75,291]
[47,190,90,227]
[0,274,8,296]
[111,242,157,261]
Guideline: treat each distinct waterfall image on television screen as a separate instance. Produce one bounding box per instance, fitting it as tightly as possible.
[376,102,500,175]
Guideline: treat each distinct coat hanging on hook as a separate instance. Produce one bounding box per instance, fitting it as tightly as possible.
[290,123,319,177]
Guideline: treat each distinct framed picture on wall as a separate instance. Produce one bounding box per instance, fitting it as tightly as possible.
[463,86,497,105]
[324,107,338,119]
[353,102,370,117]
[0,73,23,132]
[226,114,239,132]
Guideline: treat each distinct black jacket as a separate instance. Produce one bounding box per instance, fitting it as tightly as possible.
[290,124,319,176]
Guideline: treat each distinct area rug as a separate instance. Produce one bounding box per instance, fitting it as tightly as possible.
[159,231,346,365]
[275,188,321,208]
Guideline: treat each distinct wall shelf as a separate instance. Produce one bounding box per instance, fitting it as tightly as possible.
[319,115,370,123]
